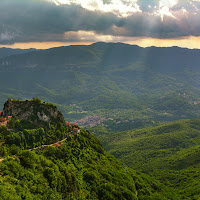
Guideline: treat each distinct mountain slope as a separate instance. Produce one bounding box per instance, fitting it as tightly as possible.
[0,99,178,200]
[0,43,200,130]
[0,47,37,59]
[97,119,200,198]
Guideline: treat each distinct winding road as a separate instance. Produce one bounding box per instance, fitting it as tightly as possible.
[0,137,69,163]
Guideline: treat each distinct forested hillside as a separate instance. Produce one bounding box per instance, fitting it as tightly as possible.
[0,43,200,130]
[0,48,36,59]
[0,99,178,200]
[97,119,200,198]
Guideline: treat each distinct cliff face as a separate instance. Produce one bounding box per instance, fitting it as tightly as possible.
[3,98,65,127]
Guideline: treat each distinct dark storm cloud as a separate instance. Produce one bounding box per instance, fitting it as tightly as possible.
[0,0,118,44]
[1,0,200,44]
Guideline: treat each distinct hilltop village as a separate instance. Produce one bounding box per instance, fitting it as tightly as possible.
[0,111,12,127]
[65,121,80,134]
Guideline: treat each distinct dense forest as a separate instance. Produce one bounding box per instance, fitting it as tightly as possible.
[0,99,179,199]
[96,119,200,198]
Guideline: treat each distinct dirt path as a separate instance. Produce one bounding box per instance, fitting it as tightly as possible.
[29,137,67,151]
[0,137,69,163]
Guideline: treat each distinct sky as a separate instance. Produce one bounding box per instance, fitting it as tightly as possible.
[1,0,200,49]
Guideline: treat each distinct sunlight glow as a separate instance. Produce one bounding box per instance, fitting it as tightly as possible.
[157,6,175,20]
[2,36,200,50]
[48,0,182,19]
[159,0,179,8]
[153,0,179,20]
[64,30,114,41]
[50,0,141,17]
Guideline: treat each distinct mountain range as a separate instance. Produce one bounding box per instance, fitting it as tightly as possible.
[0,43,200,130]
[0,47,37,59]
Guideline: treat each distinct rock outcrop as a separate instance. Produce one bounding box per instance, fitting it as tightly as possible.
[3,98,65,128]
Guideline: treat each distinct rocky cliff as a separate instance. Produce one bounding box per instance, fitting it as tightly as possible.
[3,98,65,128]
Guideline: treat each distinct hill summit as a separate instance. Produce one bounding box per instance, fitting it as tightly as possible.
[3,98,66,129]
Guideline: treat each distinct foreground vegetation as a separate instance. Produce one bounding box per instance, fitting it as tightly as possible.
[0,100,179,199]
[0,129,179,199]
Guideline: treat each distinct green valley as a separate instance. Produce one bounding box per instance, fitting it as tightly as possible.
[0,43,200,130]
